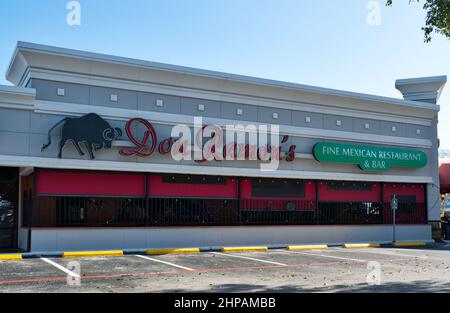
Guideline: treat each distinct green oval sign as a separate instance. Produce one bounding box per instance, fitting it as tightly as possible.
[313,142,427,171]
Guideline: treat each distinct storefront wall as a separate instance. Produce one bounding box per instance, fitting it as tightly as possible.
[0,43,443,251]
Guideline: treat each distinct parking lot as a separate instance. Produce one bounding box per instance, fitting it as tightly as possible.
[1,244,450,293]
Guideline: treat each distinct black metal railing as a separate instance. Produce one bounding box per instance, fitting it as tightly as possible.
[317,202,383,225]
[239,199,316,225]
[29,196,426,227]
[147,198,238,226]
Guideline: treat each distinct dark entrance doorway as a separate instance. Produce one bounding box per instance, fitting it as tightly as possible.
[0,167,18,250]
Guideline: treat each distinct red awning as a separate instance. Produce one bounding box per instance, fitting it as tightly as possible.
[36,170,146,197]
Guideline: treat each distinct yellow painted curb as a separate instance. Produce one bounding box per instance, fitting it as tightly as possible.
[392,242,427,247]
[0,254,22,261]
[287,245,328,251]
[63,250,124,258]
[343,243,380,248]
[146,248,200,255]
[220,246,268,253]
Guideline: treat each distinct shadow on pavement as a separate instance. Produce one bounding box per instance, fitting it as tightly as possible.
[378,242,450,252]
[158,280,450,293]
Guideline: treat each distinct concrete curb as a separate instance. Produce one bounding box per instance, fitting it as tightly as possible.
[0,241,432,260]
[0,254,22,261]
[343,243,381,248]
[287,245,328,251]
[391,242,427,247]
[146,248,201,255]
[221,246,268,253]
[62,250,124,258]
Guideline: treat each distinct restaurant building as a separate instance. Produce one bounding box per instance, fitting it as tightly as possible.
[0,42,446,252]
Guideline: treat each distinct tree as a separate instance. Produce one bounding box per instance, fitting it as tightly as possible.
[387,0,450,42]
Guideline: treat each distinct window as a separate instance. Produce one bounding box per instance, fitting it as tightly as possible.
[148,175,237,198]
[317,201,383,224]
[37,196,148,227]
[162,174,226,185]
[318,181,380,202]
[56,197,87,226]
[326,181,372,191]
[397,196,418,214]
[251,179,306,198]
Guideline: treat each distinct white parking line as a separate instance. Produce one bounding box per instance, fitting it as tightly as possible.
[212,252,287,266]
[382,248,450,261]
[342,248,428,259]
[41,257,80,278]
[287,250,367,263]
[135,255,194,271]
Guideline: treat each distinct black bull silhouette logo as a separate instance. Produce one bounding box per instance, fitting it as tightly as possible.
[41,113,122,160]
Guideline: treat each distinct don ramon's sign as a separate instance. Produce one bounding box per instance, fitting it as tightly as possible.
[39,113,427,173]
[313,142,427,171]
[41,114,297,168]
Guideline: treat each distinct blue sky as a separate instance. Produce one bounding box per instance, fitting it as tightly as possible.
[0,0,449,148]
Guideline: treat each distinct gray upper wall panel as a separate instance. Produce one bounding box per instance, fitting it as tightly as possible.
[0,109,31,133]
[29,79,431,141]
[90,86,138,110]
[138,92,181,114]
[33,79,90,104]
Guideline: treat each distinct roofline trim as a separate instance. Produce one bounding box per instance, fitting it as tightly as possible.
[0,84,35,96]
[6,41,441,111]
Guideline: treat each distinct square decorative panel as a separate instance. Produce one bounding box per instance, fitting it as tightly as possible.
[57,88,65,96]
